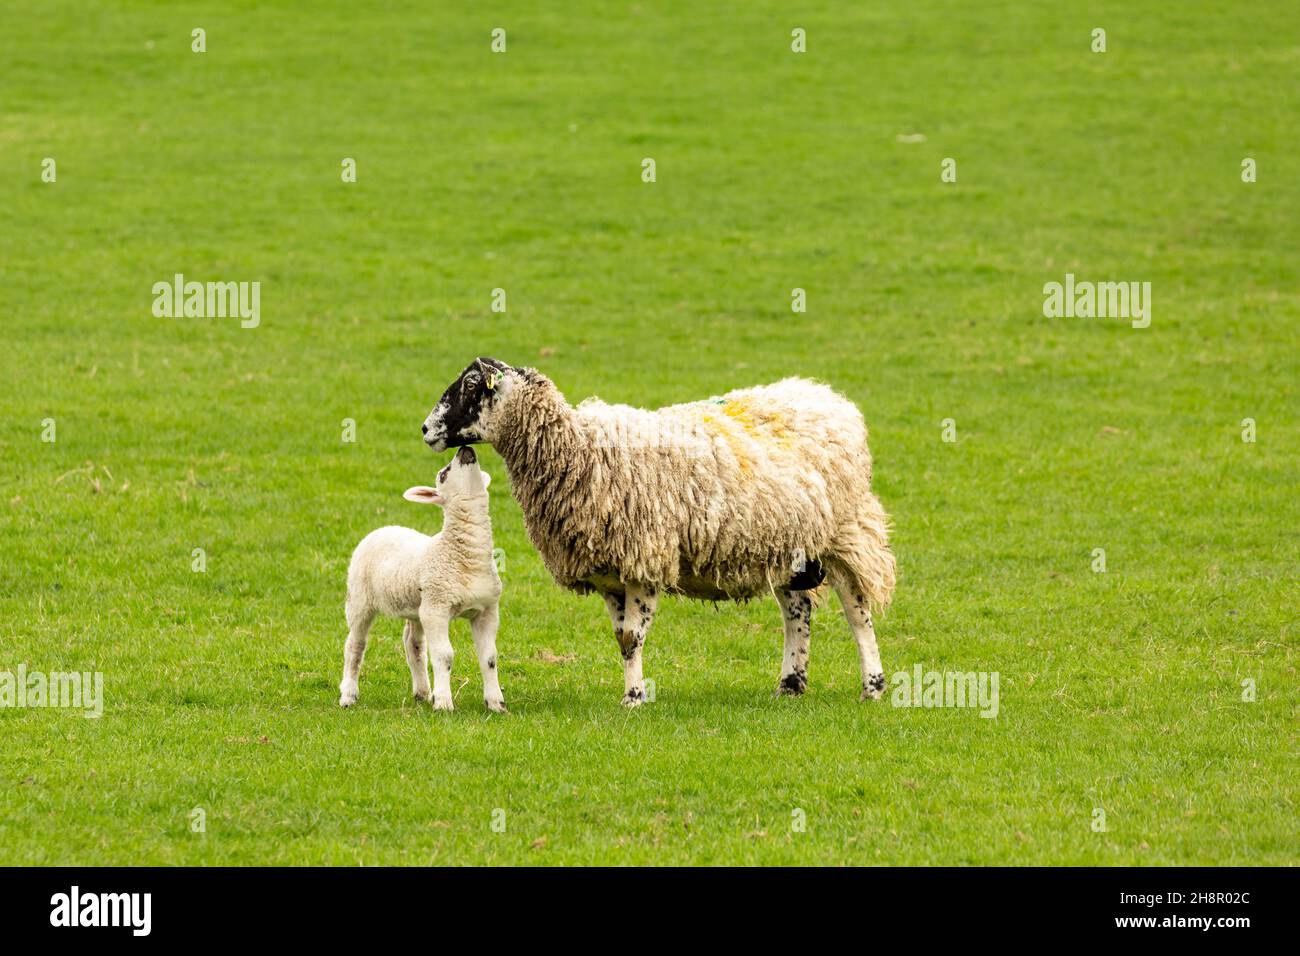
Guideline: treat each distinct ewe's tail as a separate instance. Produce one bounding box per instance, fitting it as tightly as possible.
[830,494,897,613]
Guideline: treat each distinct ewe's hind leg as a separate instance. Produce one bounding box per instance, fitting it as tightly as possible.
[774,589,813,696]
[402,620,431,702]
[339,603,375,707]
[829,569,886,701]
[601,585,657,707]
[470,603,507,714]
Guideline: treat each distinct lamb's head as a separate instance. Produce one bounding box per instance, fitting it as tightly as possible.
[422,357,523,452]
[403,446,492,507]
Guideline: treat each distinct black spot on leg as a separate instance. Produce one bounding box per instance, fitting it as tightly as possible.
[487,655,496,670]
[781,592,812,624]
[778,669,808,695]
[864,673,886,694]
[616,629,642,660]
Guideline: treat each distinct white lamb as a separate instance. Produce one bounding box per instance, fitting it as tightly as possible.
[420,358,897,708]
[338,446,505,713]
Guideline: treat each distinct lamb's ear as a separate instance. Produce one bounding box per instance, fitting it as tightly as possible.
[403,486,445,506]
[481,473,492,491]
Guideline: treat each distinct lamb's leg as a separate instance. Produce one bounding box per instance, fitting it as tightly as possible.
[774,588,813,696]
[420,605,455,711]
[829,571,886,701]
[602,585,657,707]
[402,619,431,702]
[470,603,507,713]
[339,602,375,707]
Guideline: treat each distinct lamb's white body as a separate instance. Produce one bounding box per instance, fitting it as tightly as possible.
[346,526,436,619]
[338,448,504,712]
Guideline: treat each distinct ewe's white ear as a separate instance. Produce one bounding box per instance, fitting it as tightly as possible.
[403,486,445,506]
[481,473,492,491]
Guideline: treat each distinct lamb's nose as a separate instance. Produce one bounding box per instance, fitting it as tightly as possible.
[421,423,428,435]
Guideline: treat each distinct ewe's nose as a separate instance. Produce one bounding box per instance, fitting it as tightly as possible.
[421,423,428,435]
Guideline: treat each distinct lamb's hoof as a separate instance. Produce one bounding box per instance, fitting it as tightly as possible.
[621,688,645,708]
[860,673,886,701]
[413,690,432,703]
[339,689,358,708]
[432,697,455,712]
[776,672,808,697]
[485,699,508,714]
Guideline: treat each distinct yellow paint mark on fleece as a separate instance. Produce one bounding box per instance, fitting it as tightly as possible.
[698,399,794,475]
[720,399,794,448]
[699,412,751,475]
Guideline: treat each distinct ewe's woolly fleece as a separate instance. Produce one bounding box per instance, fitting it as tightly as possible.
[491,373,896,608]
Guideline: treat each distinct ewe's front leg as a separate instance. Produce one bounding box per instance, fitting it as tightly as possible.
[774,588,813,696]
[420,605,455,711]
[601,585,657,707]
[470,603,507,713]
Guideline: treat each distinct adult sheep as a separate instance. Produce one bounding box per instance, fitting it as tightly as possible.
[421,358,896,707]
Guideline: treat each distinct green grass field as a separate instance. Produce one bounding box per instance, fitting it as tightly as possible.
[2,1,1297,865]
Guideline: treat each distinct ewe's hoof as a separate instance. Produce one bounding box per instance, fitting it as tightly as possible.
[860,673,886,701]
[776,672,808,697]
[621,688,645,708]
[413,690,432,703]
[486,699,508,714]
[339,690,358,708]
[432,697,455,712]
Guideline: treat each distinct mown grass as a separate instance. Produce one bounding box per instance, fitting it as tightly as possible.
[0,1,1296,864]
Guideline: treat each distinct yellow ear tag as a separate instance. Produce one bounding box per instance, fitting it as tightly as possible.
[486,370,503,391]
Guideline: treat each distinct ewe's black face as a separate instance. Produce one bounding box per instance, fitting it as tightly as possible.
[422,357,514,452]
